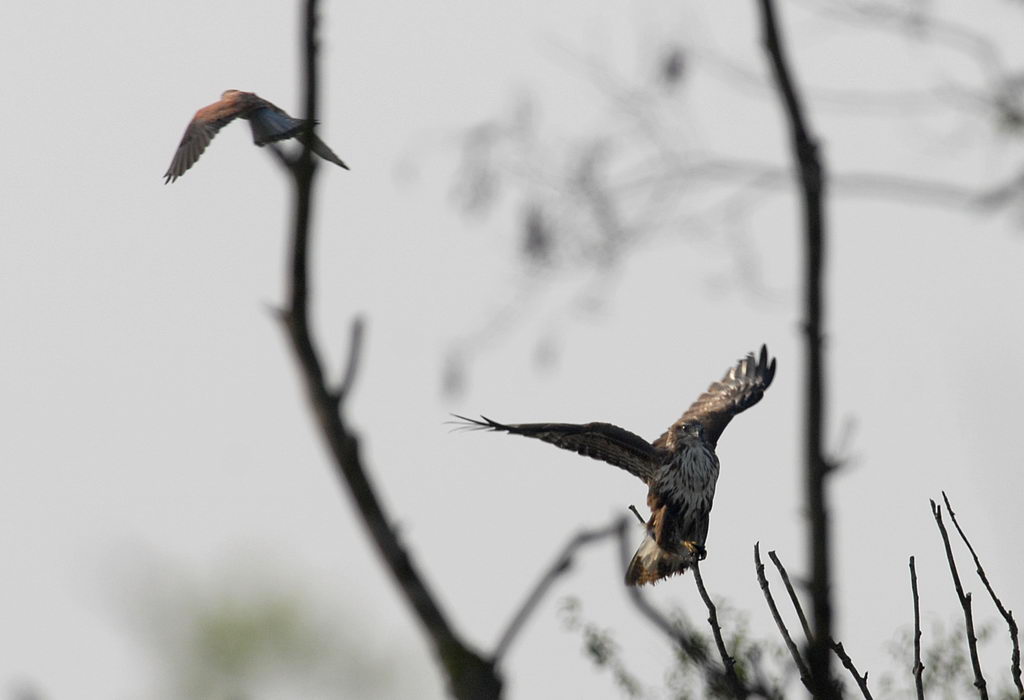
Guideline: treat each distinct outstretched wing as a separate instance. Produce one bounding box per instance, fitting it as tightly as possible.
[453,415,667,482]
[163,92,255,184]
[654,345,776,448]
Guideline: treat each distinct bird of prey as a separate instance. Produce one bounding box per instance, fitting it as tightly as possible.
[455,346,776,586]
[163,89,349,183]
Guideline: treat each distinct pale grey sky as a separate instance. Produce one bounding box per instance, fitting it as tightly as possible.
[2,1,1023,698]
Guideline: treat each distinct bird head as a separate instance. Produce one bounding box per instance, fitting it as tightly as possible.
[675,421,706,444]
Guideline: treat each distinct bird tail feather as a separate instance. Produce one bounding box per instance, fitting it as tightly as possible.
[295,132,350,170]
[625,534,693,586]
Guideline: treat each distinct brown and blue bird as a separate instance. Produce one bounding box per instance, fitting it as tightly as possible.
[163,89,348,183]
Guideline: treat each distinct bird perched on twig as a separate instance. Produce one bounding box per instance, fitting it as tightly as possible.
[163,89,349,183]
[454,346,776,586]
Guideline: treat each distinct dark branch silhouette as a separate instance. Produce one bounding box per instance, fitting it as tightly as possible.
[763,547,874,698]
[492,518,627,661]
[692,559,748,698]
[910,556,925,700]
[277,3,501,697]
[757,1,837,696]
[941,492,1022,697]
[930,499,988,699]
[767,550,813,646]
[754,543,812,693]
[829,641,873,700]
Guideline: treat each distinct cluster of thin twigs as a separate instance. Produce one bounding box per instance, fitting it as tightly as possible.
[486,491,1022,700]
[748,491,1022,700]
[920,492,1023,700]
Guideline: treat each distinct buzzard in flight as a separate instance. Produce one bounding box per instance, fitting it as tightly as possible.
[163,90,349,183]
[455,346,776,586]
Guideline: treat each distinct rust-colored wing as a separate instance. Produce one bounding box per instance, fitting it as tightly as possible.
[163,91,262,184]
[453,415,667,482]
[654,345,776,448]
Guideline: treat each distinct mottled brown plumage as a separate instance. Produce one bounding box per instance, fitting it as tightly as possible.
[455,345,776,585]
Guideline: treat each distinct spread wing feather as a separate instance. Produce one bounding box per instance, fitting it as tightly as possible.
[163,94,256,184]
[164,116,237,184]
[453,415,666,482]
[654,345,776,448]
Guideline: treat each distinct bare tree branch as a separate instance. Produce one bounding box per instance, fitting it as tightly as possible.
[692,559,748,698]
[757,1,837,696]
[767,550,873,698]
[492,517,627,662]
[336,317,365,405]
[754,543,813,693]
[767,550,813,646]
[910,555,925,700]
[930,499,988,700]
[830,640,874,700]
[941,492,1023,698]
[616,526,708,660]
[278,3,501,697]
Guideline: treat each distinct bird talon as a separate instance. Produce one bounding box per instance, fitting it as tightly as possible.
[682,541,707,560]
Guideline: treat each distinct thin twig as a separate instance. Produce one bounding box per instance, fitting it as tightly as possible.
[335,316,365,405]
[767,550,813,645]
[767,550,873,697]
[616,529,780,698]
[910,556,925,700]
[754,543,813,693]
[942,492,1023,698]
[830,640,874,700]
[617,526,706,659]
[931,499,988,699]
[493,517,626,661]
[757,1,835,695]
[692,559,748,698]
[278,3,501,697]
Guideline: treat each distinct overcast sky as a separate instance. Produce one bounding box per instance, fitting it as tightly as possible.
[2,1,1023,698]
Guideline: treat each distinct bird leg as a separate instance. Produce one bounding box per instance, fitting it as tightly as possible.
[682,541,707,561]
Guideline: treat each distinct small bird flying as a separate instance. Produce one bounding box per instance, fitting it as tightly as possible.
[455,346,776,586]
[163,89,349,183]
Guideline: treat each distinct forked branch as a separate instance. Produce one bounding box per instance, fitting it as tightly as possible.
[692,559,748,698]
[930,499,988,699]
[757,1,836,694]
[942,492,1022,697]
[493,517,627,661]
[277,2,501,697]
[754,543,812,693]
[766,548,873,698]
